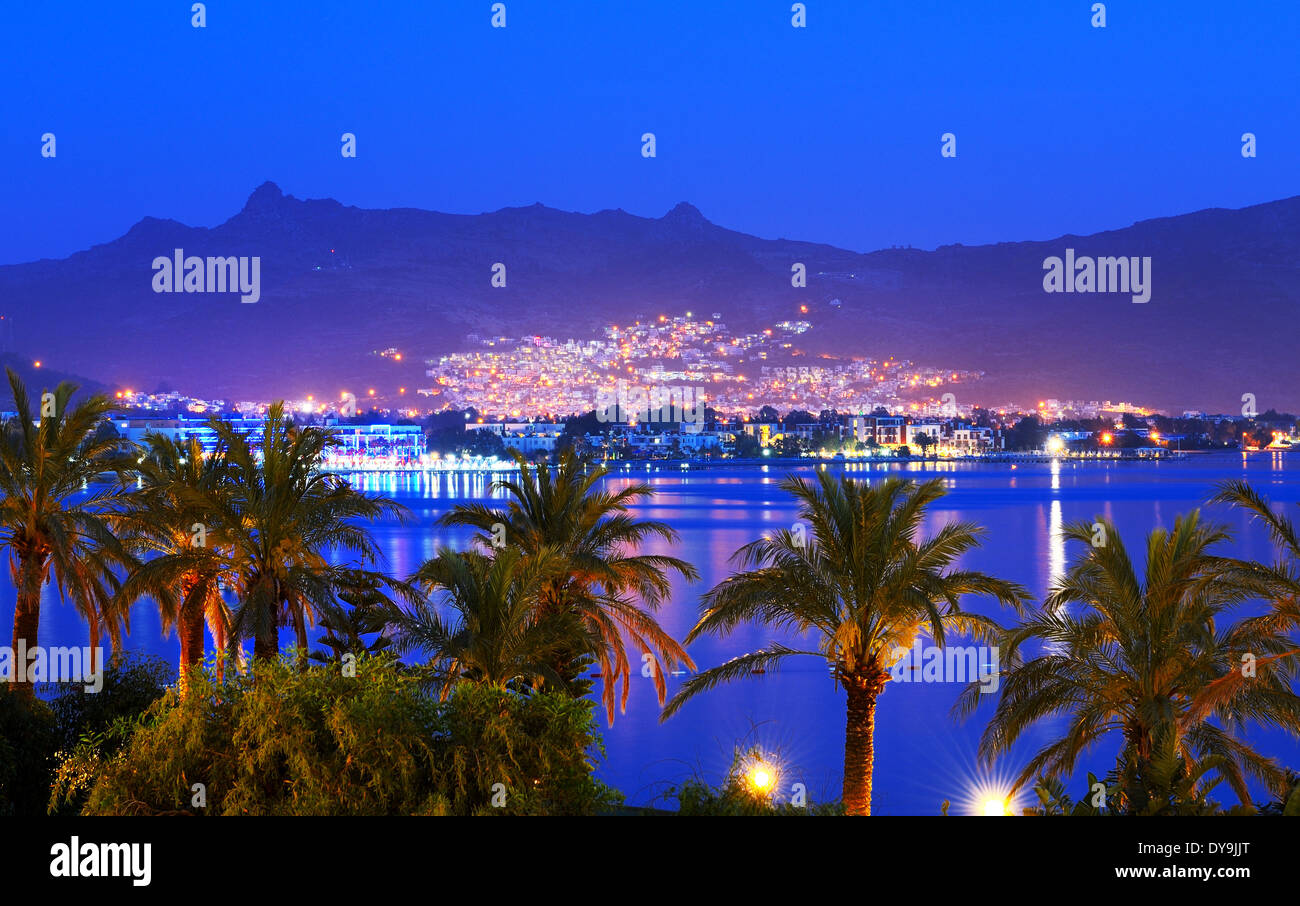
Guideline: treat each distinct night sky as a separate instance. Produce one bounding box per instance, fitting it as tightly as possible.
[3,0,1298,265]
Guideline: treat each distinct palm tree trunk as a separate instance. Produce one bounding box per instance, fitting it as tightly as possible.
[253,627,278,662]
[213,620,227,684]
[10,552,48,699]
[842,670,887,815]
[178,595,205,698]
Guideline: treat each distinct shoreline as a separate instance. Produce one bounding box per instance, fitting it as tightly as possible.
[316,448,1280,475]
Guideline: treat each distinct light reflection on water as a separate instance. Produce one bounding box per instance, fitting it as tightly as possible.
[5,454,1298,813]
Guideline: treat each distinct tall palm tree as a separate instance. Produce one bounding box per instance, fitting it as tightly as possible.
[117,433,234,695]
[663,472,1027,815]
[0,369,134,696]
[211,404,408,665]
[966,513,1300,807]
[392,546,593,697]
[439,448,697,723]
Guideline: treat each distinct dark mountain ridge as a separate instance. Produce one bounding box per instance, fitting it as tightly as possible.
[1,182,1295,413]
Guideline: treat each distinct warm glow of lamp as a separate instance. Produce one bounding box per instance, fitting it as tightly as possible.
[1045,435,1065,455]
[981,796,1010,816]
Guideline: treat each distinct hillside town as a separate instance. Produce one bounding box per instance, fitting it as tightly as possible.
[418,313,986,418]
[59,312,1297,469]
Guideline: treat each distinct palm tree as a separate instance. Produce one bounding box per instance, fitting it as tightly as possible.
[663,472,1027,815]
[392,546,592,697]
[117,433,234,695]
[967,513,1300,808]
[210,404,409,665]
[439,448,697,723]
[1210,479,1300,632]
[308,569,406,665]
[0,369,134,696]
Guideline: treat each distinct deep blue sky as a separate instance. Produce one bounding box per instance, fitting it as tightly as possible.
[3,0,1298,265]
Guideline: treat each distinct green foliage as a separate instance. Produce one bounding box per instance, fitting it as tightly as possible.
[46,654,172,815]
[436,681,620,815]
[438,448,696,723]
[208,402,410,659]
[668,748,842,816]
[47,653,172,752]
[0,686,57,816]
[70,656,617,816]
[0,368,136,682]
[393,546,596,696]
[1025,735,1274,816]
[970,511,1300,805]
[426,410,505,458]
[308,570,402,664]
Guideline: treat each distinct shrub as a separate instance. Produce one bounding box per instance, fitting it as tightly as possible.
[46,653,173,815]
[0,687,57,816]
[74,655,619,815]
[667,747,842,816]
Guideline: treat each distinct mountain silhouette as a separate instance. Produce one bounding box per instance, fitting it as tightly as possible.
[0,182,1295,413]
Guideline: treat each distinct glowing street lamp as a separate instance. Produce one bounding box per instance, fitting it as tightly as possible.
[747,764,775,794]
[981,795,1011,816]
[1045,435,1066,456]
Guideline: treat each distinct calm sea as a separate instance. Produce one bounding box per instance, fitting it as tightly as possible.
[6,453,1299,814]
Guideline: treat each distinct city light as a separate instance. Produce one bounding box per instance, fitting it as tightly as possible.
[1045,435,1066,455]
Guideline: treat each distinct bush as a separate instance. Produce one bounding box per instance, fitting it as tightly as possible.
[73,655,619,815]
[48,653,171,751]
[0,687,57,816]
[667,747,842,816]
[2,653,170,816]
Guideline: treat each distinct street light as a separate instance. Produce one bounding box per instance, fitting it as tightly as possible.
[747,764,776,795]
[981,796,1011,816]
